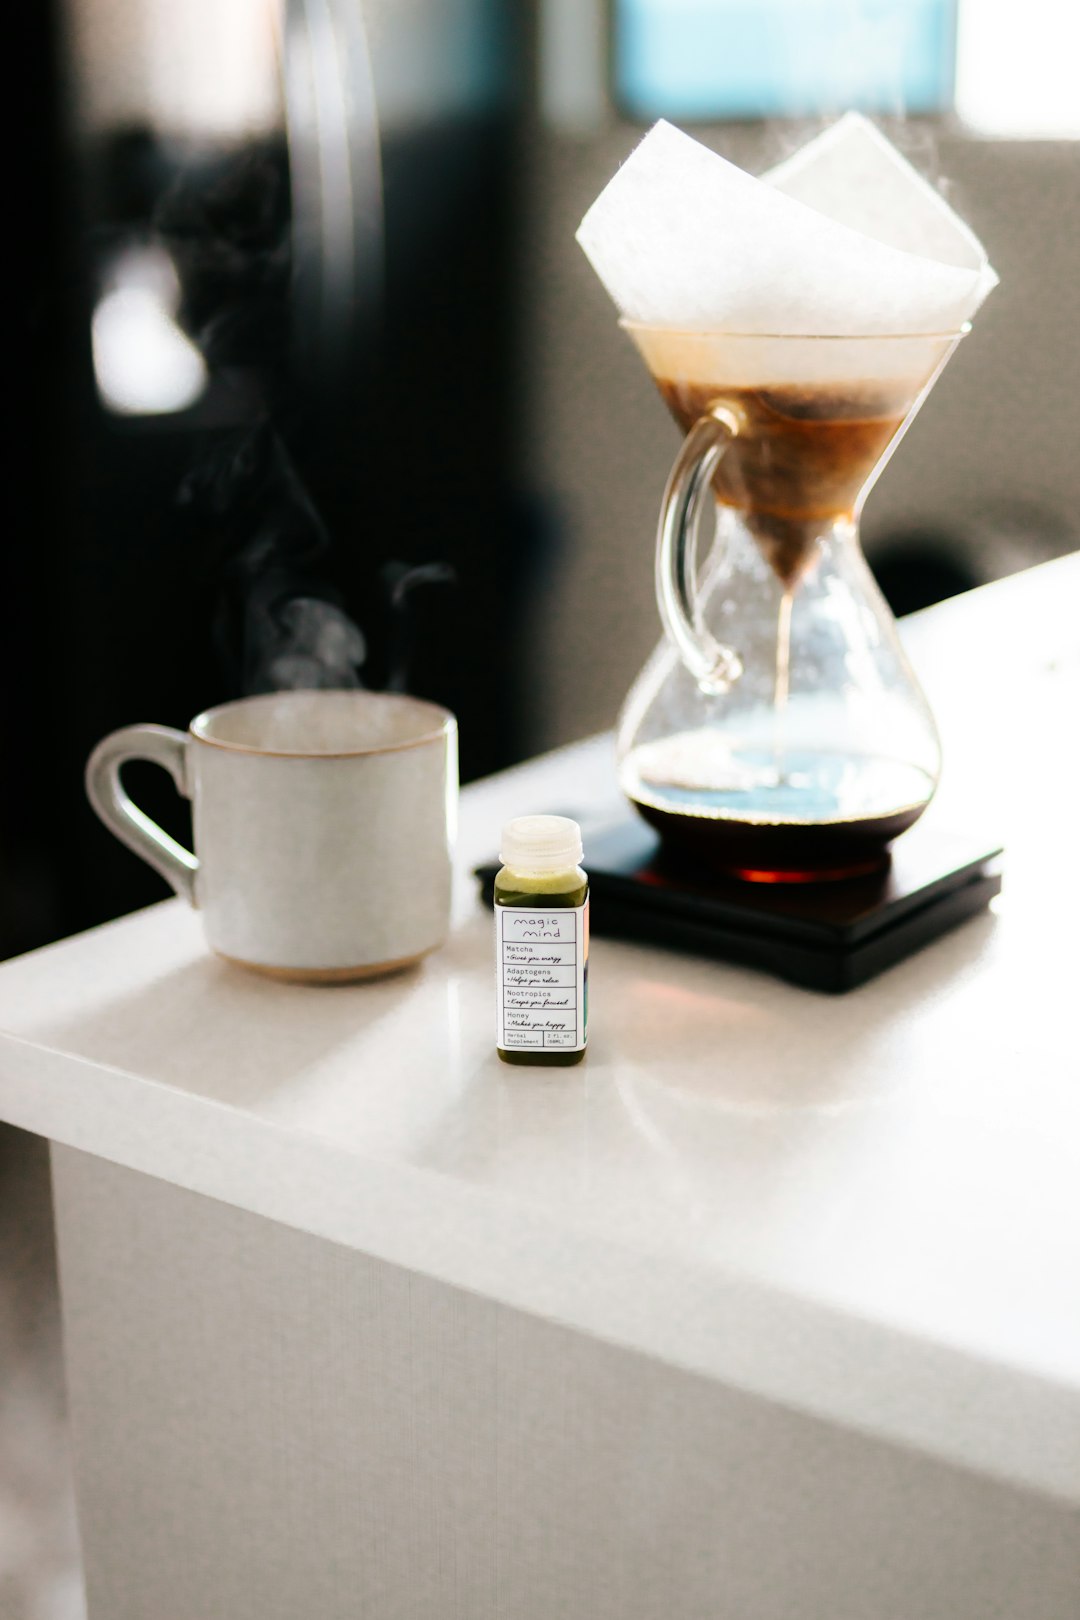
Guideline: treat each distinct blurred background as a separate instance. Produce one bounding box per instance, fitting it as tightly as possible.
[6,2,1080,1614]
[11,0,1080,959]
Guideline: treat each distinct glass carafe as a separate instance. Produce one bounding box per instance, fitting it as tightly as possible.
[616,326,965,881]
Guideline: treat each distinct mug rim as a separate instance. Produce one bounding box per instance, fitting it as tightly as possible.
[189,690,455,759]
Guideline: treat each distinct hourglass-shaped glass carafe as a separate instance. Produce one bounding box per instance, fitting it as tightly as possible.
[616,325,965,882]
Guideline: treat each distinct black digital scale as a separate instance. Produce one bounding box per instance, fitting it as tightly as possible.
[477,816,1002,994]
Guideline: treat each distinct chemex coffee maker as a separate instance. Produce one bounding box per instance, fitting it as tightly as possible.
[615,323,961,882]
[579,116,998,887]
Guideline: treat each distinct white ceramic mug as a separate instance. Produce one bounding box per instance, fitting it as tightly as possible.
[86,691,457,981]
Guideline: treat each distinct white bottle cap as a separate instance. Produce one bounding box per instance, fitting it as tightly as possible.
[500,815,584,875]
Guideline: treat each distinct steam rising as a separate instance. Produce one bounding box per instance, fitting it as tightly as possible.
[161,143,448,702]
[179,417,457,697]
[180,421,365,695]
[259,596,366,693]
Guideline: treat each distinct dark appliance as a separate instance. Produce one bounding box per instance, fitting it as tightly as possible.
[15,0,524,956]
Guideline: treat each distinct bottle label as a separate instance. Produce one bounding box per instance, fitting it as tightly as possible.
[496,902,589,1053]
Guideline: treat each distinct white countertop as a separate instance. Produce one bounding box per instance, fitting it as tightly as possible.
[1,556,1078,1505]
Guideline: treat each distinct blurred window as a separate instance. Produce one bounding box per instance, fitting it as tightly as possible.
[954,0,1080,137]
[613,0,956,122]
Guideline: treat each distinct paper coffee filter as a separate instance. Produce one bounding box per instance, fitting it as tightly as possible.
[764,113,995,281]
[576,118,997,384]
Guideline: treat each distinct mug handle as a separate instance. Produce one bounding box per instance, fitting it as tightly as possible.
[85,725,199,906]
[656,401,745,695]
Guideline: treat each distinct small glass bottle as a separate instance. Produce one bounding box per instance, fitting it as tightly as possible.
[494,816,588,1066]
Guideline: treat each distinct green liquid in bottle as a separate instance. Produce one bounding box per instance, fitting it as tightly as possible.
[495,865,588,1067]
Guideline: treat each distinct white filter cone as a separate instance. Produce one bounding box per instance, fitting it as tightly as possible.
[576,117,996,342]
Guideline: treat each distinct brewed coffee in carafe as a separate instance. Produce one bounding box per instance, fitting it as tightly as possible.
[615,328,962,880]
